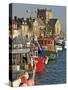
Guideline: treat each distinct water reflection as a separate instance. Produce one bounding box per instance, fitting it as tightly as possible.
[35,49,66,85]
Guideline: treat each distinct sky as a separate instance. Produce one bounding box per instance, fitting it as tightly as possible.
[11,3,66,33]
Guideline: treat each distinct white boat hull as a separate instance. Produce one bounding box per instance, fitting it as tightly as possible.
[55,45,63,51]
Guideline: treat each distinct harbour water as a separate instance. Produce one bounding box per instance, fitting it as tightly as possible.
[12,49,66,85]
[35,49,66,85]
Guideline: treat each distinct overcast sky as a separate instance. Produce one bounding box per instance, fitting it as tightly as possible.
[11,3,66,33]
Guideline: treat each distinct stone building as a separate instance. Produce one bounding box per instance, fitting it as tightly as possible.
[21,20,29,37]
[32,18,46,37]
[37,8,53,23]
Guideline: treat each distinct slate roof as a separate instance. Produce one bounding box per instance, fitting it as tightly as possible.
[48,19,58,27]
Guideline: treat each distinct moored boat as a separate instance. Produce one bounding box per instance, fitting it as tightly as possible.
[33,57,45,72]
[45,50,57,60]
[55,45,63,51]
[31,47,49,72]
[12,71,35,87]
[38,35,57,60]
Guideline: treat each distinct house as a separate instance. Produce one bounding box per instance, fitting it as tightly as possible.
[32,18,46,37]
[11,16,46,39]
[12,16,22,30]
[11,17,30,38]
[12,17,22,38]
[12,17,35,38]
[47,19,61,35]
[33,19,39,37]
[21,19,29,37]
[12,20,18,30]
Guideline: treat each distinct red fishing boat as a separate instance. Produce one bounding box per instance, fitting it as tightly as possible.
[34,57,44,72]
[32,47,49,72]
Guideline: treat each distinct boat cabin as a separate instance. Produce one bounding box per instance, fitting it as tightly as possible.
[38,35,55,51]
[31,47,38,57]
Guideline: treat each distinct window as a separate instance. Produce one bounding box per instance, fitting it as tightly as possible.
[48,41,50,44]
[12,54,16,65]
[41,40,43,44]
[44,40,46,45]
[36,51,38,56]
[50,41,52,44]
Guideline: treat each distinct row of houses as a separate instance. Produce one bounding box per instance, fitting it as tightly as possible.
[9,8,61,39]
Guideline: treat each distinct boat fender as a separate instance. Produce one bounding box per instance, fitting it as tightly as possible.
[44,56,49,64]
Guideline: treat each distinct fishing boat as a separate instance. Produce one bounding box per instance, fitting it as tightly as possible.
[9,48,36,87]
[45,50,57,60]
[55,45,63,51]
[55,35,65,51]
[31,47,49,72]
[38,35,57,60]
[12,71,35,87]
